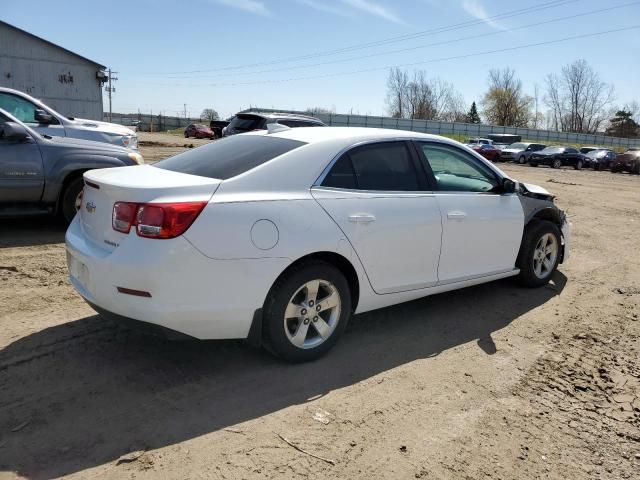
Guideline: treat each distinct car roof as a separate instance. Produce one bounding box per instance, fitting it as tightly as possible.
[238,111,323,122]
[246,126,463,147]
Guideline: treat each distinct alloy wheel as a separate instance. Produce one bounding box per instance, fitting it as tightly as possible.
[283,279,341,349]
[532,233,558,279]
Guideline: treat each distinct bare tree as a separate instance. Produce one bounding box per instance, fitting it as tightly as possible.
[480,68,532,127]
[543,60,614,133]
[200,108,219,121]
[386,68,409,118]
[385,68,465,121]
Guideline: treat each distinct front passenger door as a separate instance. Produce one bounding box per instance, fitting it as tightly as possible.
[0,115,45,203]
[417,142,524,284]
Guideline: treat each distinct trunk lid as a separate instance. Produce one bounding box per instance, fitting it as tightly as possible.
[80,165,220,251]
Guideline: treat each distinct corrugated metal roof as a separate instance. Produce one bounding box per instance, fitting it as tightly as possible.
[0,20,106,70]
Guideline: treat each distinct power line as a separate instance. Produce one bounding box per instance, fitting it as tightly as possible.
[157,1,640,80]
[139,0,578,75]
[132,25,640,88]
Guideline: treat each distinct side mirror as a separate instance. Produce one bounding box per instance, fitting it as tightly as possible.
[1,122,30,141]
[502,178,516,193]
[34,109,54,124]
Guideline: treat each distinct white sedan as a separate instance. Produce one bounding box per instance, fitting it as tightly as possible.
[66,126,570,362]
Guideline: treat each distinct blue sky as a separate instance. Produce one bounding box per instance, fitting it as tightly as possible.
[3,0,640,119]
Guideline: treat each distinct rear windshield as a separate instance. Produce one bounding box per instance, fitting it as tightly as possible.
[154,135,306,180]
[229,115,265,131]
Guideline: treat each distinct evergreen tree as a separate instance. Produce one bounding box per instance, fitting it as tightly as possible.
[466,102,481,124]
[605,110,639,138]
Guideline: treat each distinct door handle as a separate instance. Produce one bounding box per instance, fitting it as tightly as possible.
[349,214,376,224]
[447,211,467,220]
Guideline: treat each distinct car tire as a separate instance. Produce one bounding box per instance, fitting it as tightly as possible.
[575,159,583,170]
[184,133,189,138]
[552,158,562,169]
[60,176,85,224]
[516,220,562,288]
[263,261,351,362]
[633,163,640,175]
[530,163,538,167]
[518,155,526,164]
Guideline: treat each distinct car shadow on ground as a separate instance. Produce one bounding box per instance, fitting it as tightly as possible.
[0,217,66,248]
[0,272,566,479]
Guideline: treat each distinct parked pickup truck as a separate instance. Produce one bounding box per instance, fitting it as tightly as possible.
[0,109,143,223]
[209,120,230,139]
[0,87,138,149]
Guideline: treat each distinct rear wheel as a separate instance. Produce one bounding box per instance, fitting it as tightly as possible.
[516,220,561,287]
[552,158,562,169]
[574,159,583,170]
[263,261,351,362]
[60,176,84,224]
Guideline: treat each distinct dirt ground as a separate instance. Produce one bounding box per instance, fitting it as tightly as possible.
[0,134,639,479]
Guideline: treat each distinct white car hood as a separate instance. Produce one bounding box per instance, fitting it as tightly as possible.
[67,118,136,136]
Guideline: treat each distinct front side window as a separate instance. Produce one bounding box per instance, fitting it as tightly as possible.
[0,93,38,123]
[322,141,420,191]
[419,143,499,193]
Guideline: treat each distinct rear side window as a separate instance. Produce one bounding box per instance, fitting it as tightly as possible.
[228,115,265,132]
[322,141,420,191]
[155,135,306,180]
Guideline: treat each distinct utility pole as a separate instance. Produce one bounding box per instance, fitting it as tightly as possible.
[105,68,118,123]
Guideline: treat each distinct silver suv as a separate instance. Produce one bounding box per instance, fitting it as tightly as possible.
[223,111,325,137]
[0,87,138,149]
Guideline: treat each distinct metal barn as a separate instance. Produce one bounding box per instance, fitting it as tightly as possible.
[0,20,106,120]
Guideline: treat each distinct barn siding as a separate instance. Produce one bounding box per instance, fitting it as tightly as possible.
[0,22,105,120]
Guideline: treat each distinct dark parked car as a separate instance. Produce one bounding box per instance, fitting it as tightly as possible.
[471,143,501,162]
[0,108,143,223]
[585,149,618,170]
[184,124,214,139]
[499,142,547,164]
[209,119,230,138]
[611,149,640,174]
[529,146,587,169]
[222,112,325,136]
[579,146,601,154]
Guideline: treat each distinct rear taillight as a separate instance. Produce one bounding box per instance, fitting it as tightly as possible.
[112,201,207,239]
[113,202,138,233]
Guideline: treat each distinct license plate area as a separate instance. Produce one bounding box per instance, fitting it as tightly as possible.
[67,251,90,290]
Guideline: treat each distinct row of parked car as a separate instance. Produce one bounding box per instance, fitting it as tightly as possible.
[185,111,327,140]
[467,137,640,174]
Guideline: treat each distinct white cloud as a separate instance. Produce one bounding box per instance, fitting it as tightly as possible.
[208,0,270,16]
[340,0,405,25]
[295,0,352,17]
[461,0,503,30]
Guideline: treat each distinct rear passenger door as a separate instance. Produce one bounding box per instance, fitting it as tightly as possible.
[416,142,524,284]
[312,141,442,294]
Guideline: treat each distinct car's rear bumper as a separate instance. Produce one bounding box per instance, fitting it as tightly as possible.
[65,215,289,339]
[85,300,196,340]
